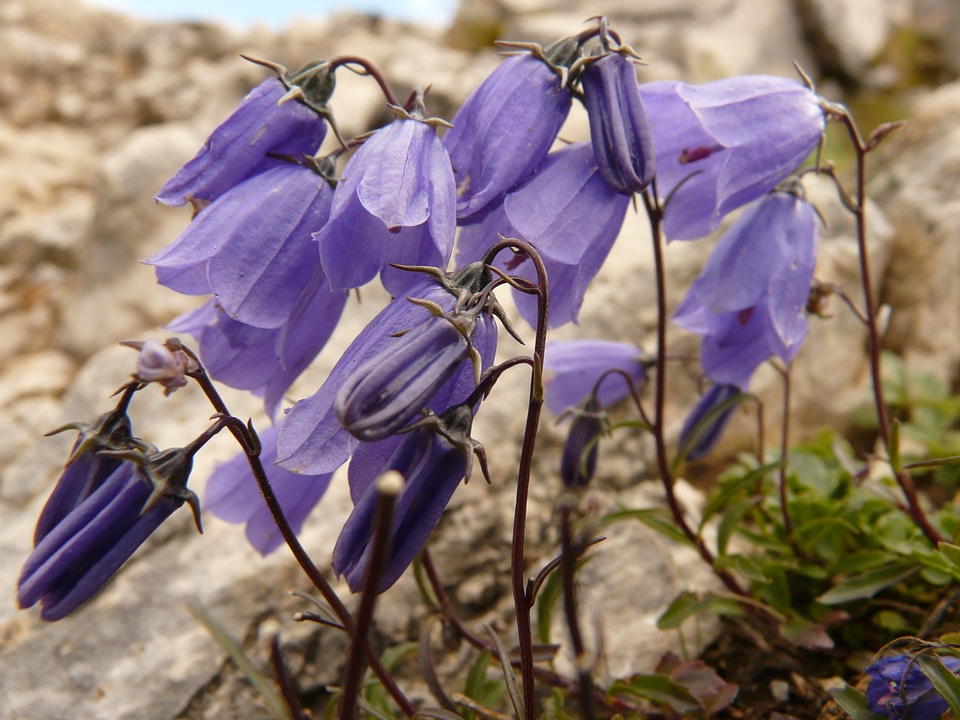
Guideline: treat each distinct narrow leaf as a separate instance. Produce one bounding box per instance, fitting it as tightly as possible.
[484,625,524,720]
[816,563,918,605]
[609,676,702,713]
[827,686,887,720]
[918,655,960,718]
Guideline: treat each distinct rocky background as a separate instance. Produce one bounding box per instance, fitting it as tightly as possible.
[1,0,959,717]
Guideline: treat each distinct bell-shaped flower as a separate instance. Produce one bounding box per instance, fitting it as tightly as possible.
[543,339,645,416]
[443,52,572,219]
[156,77,328,210]
[582,50,655,195]
[33,385,150,545]
[333,404,482,592]
[678,384,741,461]
[316,111,456,295]
[457,142,630,328]
[335,302,485,441]
[560,395,605,489]
[149,161,335,331]
[640,75,824,240]
[205,425,334,555]
[18,430,208,621]
[865,653,960,720]
[168,269,347,415]
[278,269,498,477]
[673,191,818,388]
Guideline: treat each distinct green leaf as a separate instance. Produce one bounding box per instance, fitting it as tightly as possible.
[827,686,886,720]
[464,650,491,702]
[714,554,771,585]
[656,592,745,630]
[918,654,960,718]
[484,625,524,720]
[609,675,702,713]
[601,508,695,548]
[716,499,754,556]
[535,560,564,645]
[700,462,779,528]
[939,542,960,569]
[816,562,919,605]
[188,603,292,720]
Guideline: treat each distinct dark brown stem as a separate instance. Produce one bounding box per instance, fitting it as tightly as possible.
[339,475,400,720]
[640,190,747,596]
[828,108,944,545]
[559,503,595,720]
[330,55,401,107]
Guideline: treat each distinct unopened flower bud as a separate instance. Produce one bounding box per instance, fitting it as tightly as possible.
[560,395,605,488]
[582,51,656,195]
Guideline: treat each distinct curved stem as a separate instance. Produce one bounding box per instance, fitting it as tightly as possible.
[828,109,943,545]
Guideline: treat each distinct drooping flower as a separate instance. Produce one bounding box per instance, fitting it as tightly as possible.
[277,267,499,477]
[335,302,485,441]
[560,395,605,489]
[33,385,149,545]
[457,142,630,328]
[543,339,645,416]
[316,110,456,295]
[673,190,818,388]
[167,269,347,416]
[865,653,960,720]
[149,160,336,331]
[678,384,741,461]
[333,418,471,592]
[443,51,572,220]
[582,50,656,195]
[156,76,329,211]
[205,425,334,555]
[121,338,199,395]
[640,75,824,240]
[18,432,208,621]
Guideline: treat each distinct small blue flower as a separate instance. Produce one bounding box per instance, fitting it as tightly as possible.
[156,77,328,211]
[149,161,336,331]
[335,302,485,442]
[674,191,818,388]
[333,424,467,592]
[678,384,741,461]
[205,425,334,555]
[640,76,824,240]
[582,50,656,195]
[543,339,645,415]
[443,52,572,220]
[277,270,499,477]
[457,143,630,328]
[560,395,605,489]
[316,112,456,295]
[19,436,204,621]
[865,653,960,720]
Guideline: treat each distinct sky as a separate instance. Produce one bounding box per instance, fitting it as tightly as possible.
[87,0,459,28]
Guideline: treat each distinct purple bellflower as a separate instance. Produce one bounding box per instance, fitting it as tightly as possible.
[19,462,179,621]
[205,425,334,555]
[32,386,147,546]
[443,51,572,220]
[278,268,499,477]
[865,653,960,720]
[335,301,486,441]
[316,108,456,295]
[457,142,630,328]
[678,384,741,461]
[640,75,824,240]
[543,339,645,416]
[168,271,347,416]
[156,76,329,211]
[582,49,656,195]
[333,404,479,592]
[673,190,818,388]
[560,395,605,489]
[19,432,207,621]
[149,160,336,331]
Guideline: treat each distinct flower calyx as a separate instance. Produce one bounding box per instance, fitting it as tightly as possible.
[402,403,490,485]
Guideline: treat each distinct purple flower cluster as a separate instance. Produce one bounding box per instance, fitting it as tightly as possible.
[866,653,960,720]
[20,17,834,616]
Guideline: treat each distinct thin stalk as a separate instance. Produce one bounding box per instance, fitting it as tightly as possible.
[828,109,943,545]
[640,191,746,596]
[559,503,595,720]
[339,473,401,720]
